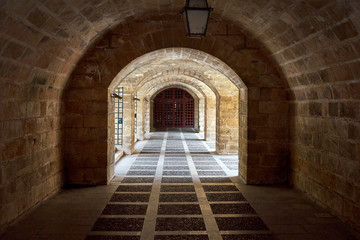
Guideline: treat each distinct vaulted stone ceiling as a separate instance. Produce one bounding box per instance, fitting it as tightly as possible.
[111,49,240,96]
[1,0,358,91]
[1,0,360,233]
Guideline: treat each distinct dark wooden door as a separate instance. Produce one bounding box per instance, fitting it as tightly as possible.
[154,88,194,128]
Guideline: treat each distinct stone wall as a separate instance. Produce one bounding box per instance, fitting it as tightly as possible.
[4,0,349,232]
[0,84,64,231]
[257,1,360,230]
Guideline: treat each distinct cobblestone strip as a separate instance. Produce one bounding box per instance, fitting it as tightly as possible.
[180,132,223,240]
[140,132,168,240]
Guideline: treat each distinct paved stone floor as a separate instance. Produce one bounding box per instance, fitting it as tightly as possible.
[1,130,359,240]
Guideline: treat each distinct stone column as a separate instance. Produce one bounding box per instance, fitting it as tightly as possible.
[135,98,144,141]
[206,97,216,141]
[216,94,239,154]
[144,99,150,136]
[199,97,205,137]
[122,93,134,154]
[194,98,199,131]
[238,88,247,181]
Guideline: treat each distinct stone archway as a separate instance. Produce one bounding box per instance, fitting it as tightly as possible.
[64,19,289,186]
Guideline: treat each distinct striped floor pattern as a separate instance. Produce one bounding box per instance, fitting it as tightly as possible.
[86,131,276,240]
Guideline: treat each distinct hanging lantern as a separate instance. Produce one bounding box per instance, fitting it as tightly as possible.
[181,0,213,38]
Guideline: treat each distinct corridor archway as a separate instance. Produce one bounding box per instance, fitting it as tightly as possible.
[64,19,289,188]
[1,0,359,233]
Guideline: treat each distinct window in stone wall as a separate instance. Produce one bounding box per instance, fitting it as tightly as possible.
[115,87,124,146]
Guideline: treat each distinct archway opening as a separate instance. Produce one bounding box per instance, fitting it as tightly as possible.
[109,48,244,181]
[65,44,290,186]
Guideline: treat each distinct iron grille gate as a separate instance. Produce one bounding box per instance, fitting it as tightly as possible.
[115,87,123,145]
[154,88,194,128]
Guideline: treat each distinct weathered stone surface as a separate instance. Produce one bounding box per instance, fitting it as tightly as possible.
[0,0,360,234]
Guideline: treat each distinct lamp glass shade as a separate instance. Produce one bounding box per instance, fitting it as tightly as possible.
[186,9,210,36]
[182,0,212,38]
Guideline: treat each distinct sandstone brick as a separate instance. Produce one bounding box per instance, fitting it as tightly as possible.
[332,83,350,99]
[256,128,288,140]
[2,138,26,160]
[261,154,288,167]
[319,69,332,83]
[66,89,108,101]
[83,115,107,128]
[87,101,107,114]
[249,115,268,127]
[66,128,107,141]
[308,102,322,116]
[65,101,88,114]
[27,7,49,28]
[246,167,287,184]
[248,88,260,100]
[1,42,26,60]
[248,142,268,154]
[260,88,287,100]
[329,102,339,117]
[259,101,288,114]
[26,101,41,118]
[332,64,353,82]
[268,114,288,127]
[350,82,360,99]
[340,102,360,119]
[348,123,360,140]
[306,88,318,100]
[3,120,23,140]
[332,21,358,41]
[65,115,83,128]
[332,43,358,62]
[323,137,339,154]
[84,167,107,185]
[316,86,333,99]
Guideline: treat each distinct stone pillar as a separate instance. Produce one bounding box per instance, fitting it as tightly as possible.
[144,100,150,135]
[136,98,144,141]
[245,87,289,184]
[206,97,216,141]
[150,101,155,132]
[238,88,248,182]
[122,93,134,154]
[108,92,116,182]
[194,98,199,131]
[216,95,239,154]
[199,97,205,137]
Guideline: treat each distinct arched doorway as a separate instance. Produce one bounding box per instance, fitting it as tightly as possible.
[153,88,194,128]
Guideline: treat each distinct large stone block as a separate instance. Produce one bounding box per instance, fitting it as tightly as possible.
[83,115,107,128]
[255,128,288,140]
[350,82,360,99]
[308,102,322,116]
[340,102,360,119]
[259,101,288,114]
[2,138,26,160]
[246,167,287,184]
[87,101,107,114]
[338,140,357,161]
[3,120,23,140]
